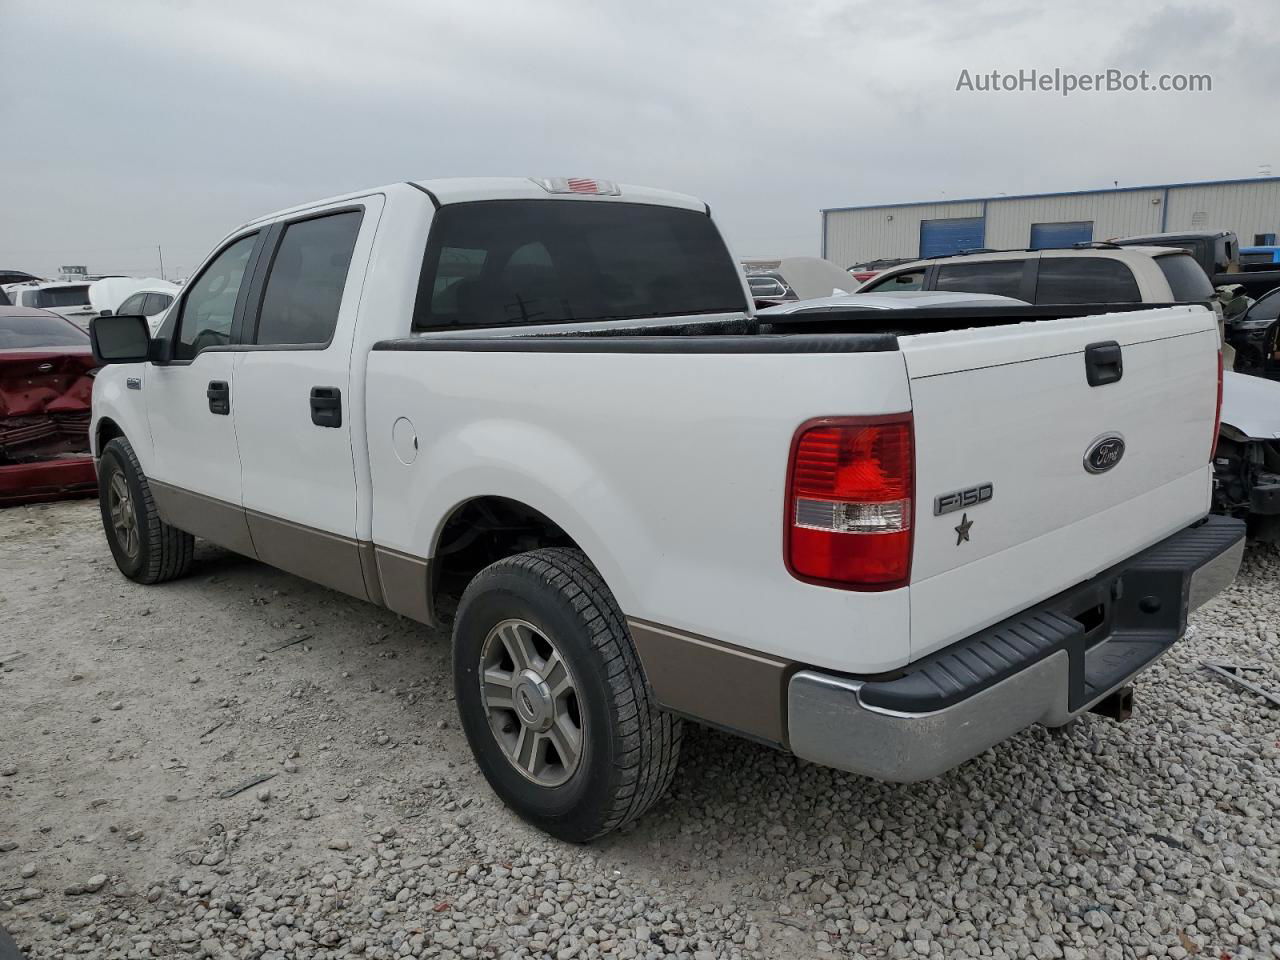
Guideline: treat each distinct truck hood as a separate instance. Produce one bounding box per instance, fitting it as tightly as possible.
[1221,370,1280,439]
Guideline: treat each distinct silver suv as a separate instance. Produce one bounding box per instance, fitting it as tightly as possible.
[856,245,1215,306]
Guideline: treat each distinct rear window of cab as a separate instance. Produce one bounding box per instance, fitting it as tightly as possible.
[411,200,747,331]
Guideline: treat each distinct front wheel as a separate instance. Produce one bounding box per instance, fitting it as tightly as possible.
[453,548,682,842]
[97,437,194,584]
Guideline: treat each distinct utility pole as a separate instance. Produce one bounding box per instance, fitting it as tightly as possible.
[157,245,166,281]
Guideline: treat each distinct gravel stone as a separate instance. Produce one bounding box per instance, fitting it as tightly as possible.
[3,503,1278,960]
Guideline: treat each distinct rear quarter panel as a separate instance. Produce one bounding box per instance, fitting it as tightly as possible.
[365,347,916,673]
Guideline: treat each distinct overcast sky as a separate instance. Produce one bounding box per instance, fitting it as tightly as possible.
[3,0,1278,278]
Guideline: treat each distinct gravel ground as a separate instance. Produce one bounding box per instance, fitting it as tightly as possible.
[1,499,1278,960]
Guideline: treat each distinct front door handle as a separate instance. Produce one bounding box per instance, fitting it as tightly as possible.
[310,386,342,428]
[207,380,230,415]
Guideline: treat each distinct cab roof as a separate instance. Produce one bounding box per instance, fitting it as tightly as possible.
[244,177,707,229]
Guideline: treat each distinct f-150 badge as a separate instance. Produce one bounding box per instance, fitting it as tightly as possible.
[934,482,993,516]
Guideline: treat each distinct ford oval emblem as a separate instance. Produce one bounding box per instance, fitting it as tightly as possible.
[1084,434,1125,474]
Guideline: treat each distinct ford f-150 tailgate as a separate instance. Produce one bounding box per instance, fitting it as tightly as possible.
[899,305,1220,660]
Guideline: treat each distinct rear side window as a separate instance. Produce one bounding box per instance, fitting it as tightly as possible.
[255,211,363,346]
[934,260,1024,298]
[1155,254,1214,302]
[0,312,88,347]
[864,270,924,292]
[143,292,173,316]
[1034,258,1141,304]
[412,200,746,330]
[747,274,790,298]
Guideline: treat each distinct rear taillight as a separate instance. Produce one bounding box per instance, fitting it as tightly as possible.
[785,415,914,590]
[1211,349,1223,461]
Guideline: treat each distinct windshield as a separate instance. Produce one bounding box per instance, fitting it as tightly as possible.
[1155,254,1214,301]
[412,200,747,330]
[34,285,91,308]
[0,312,89,348]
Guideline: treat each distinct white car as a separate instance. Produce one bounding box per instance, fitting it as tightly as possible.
[110,284,180,334]
[88,177,1243,841]
[4,281,97,326]
[88,277,179,333]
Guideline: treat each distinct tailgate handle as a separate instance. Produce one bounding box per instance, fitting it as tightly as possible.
[1085,341,1123,386]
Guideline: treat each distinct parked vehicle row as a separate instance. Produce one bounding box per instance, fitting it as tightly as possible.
[88,177,1242,841]
[1113,230,1280,300]
[3,276,179,331]
[850,243,1280,542]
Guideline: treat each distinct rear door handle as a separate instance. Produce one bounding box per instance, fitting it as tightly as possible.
[207,380,230,415]
[310,386,342,428]
[1084,341,1123,386]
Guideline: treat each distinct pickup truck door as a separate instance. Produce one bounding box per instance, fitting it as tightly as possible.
[231,197,384,600]
[144,230,264,555]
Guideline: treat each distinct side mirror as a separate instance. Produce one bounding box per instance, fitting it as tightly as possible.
[90,314,151,364]
[99,308,113,317]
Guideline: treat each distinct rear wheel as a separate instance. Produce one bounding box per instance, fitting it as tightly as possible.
[97,437,193,584]
[453,548,682,842]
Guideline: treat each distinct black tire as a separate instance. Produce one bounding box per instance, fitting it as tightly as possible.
[453,547,682,842]
[97,436,194,584]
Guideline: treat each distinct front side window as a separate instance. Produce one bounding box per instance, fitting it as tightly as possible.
[1244,288,1280,325]
[412,200,746,330]
[935,260,1024,298]
[117,293,148,315]
[255,211,363,346]
[864,270,925,292]
[1155,254,1214,302]
[174,233,257,361]
[1034,258,1141,304]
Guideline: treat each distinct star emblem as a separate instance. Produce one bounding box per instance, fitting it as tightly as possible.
[954,512,973,545]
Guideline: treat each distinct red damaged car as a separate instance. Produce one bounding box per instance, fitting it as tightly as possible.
[0,306,98,505]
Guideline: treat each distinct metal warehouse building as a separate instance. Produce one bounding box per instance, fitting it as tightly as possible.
[821,176,1280,268]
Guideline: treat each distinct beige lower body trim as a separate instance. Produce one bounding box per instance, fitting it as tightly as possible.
[151,481,255,556]
[146,482,433,615]
[375,546,435,625]
[627,618,792,747]
[246,510,372,602]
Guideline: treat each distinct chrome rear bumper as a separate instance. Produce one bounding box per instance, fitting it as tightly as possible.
[787,516,1246,783]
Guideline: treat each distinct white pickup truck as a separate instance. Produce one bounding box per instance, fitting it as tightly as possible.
[89,177,1245,842]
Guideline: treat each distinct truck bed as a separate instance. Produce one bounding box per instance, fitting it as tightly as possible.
[368,303,1219,673]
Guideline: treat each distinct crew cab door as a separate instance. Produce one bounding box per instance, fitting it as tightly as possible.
[231,197,383,599]
[144,230,264,555]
